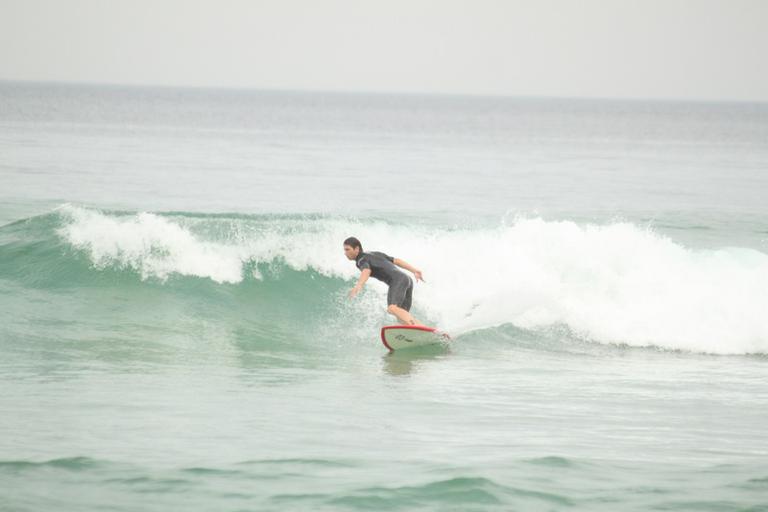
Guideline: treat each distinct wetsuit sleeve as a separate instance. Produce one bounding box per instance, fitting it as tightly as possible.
[383,253,394,263]
[357,256,371,271]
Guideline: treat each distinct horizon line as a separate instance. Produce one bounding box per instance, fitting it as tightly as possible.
[1,78,766,106]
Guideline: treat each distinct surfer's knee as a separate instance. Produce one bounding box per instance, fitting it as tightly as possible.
[387,304,399,314]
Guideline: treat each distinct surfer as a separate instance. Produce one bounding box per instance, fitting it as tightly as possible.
[344,237,424,326]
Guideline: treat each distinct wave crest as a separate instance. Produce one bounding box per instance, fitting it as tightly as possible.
[29,204,768,354]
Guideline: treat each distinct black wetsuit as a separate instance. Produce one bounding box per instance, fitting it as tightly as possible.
[355,251,414,311]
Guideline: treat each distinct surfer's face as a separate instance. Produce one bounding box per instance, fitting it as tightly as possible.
[343,244,359,260]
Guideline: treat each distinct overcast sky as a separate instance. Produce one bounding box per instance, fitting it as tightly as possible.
[1,0,766,101]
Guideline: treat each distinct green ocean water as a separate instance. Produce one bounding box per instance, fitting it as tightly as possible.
[1,83,768,511]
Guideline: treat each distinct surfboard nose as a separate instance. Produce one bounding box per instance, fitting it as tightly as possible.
[380,325,450,351]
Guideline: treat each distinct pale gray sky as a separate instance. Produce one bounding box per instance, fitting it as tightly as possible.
[1,0,766,101]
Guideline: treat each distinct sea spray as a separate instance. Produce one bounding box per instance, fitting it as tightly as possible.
[3,203,759,355]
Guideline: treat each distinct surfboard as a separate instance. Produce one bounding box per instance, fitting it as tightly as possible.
[380,325,451,351]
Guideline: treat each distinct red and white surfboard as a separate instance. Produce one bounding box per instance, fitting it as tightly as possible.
[380,325,451,351]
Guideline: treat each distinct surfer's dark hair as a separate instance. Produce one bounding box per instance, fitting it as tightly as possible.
[344,237,362,252]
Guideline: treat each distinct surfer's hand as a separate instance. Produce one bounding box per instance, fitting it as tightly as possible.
[413,270,425,282]
[349,286,361,299]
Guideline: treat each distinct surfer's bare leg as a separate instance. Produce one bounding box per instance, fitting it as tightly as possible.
[387,304,418,326]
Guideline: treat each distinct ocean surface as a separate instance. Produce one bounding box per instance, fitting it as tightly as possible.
[1,82,767,511]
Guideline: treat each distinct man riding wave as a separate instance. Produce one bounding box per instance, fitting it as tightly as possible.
[344,237,424,326]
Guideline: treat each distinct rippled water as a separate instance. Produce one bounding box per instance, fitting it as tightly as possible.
[1,83,767,510]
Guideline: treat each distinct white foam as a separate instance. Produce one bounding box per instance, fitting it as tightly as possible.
[57,204,247,283]
[56,205,768,354]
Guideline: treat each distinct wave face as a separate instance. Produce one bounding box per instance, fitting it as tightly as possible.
[2,204,768,355]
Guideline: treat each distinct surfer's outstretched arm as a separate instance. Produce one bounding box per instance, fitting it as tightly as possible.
[349,268,371,298]
[393,258,424,282]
